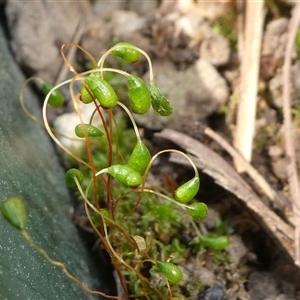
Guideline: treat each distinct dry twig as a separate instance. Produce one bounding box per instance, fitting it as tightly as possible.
[282,3,300,266]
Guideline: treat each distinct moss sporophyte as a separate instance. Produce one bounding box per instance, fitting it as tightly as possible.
[6,42,230,299]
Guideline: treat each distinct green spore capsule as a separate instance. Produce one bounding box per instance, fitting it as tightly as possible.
[175,176,200,204]
[65,168,84,188]
[107,165,142,187]
[150,81,173,116]
[127,140,151,175]
[187,202,208,220]
[201,235,230,250]
[1,197,27,230]
[42,82,64,108]
[75,124,104,138]
[79,72,100,104]
[84,76,118,109]
[127,75,151,115]
[156,261,183,284]
[80,85,94,104]
[111,42,141,63]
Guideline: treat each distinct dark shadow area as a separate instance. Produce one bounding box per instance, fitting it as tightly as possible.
[0,1,10,41]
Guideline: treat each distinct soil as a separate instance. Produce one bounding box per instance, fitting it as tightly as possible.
[2,0,300,299]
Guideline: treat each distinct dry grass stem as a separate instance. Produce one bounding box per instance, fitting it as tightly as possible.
[234,1,265,172]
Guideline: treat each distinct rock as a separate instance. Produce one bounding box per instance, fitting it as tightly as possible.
[268,71,283,108]
[79,11,151,65]
[199,32,230,66]
[176,0,233,21]
[271,156,288,181]
[203,207,221,229]
[226,235,247,268]
[110,10,146,39]
[172,12,231,67]
[147,3,232,68]
[268,62,300,108]
[136,59,229,129]
[0,22,114,299]
[172,11,230,66]
[199,285,227,300]
[262,18,288,59]
[197,267,216,287]
[93,0,126,18]
[247,271,279,300]
[128,0,159,15]
[275,294,294,300]
[54,112,85,152]
[53,101,102,154]
[184,259,216,287]
[261,18,289,81]
[173,12,207,44]
[195,58,229,104]
[78,18,113,64]
[181,258,216,298]
[268,145,284,157]
[5,0,92,82]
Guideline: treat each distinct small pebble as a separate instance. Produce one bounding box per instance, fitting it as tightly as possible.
[199,285,227,300]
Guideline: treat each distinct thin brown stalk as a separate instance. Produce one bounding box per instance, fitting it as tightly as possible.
[282,3,300,266]
[55,21,85,85]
